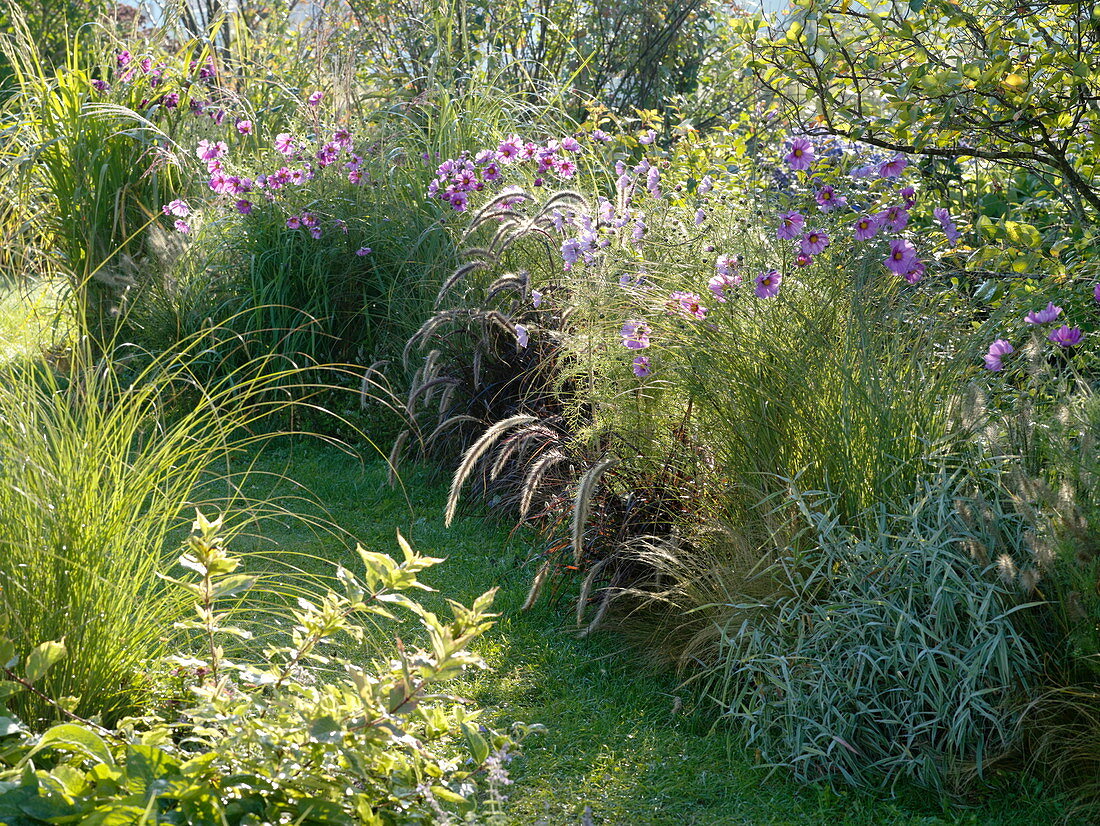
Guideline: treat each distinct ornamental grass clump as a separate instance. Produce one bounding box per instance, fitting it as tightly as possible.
[697,475,1041,791]
[0,331,357,728]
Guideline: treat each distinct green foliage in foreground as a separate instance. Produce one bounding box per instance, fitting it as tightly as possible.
[0,514,533,825]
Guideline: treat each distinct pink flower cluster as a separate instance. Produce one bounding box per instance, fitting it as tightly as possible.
[428,134,589,211]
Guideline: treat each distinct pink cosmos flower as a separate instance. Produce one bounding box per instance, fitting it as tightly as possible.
[1025,302,1063,325]
[776,211,805,241]
[286,216,302,229]
[709,272,742,302]
[560,136,582,152]
[236,119,253,135]
[332,128,352,148]
[307,91,323,106]
[621,320,651,349]
[755,270,782,298]
[117,51,132,67]
[878,154,908,178]
[274,133,296,155]
[885,239,918,275]
[1048,325,1083,347]
[852,214,882,241]
[348,170,363,185]
[196,139,228,161]
[669,291,707,320]
[554,157,577,178]
[801,230,830,256]
[785,137,814,171]
[632,355,651,378]
[162,199,190,218]
[984,339,1014,371]
[173,219,190,234]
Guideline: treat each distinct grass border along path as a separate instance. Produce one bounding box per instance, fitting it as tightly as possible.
[238,441,1068,826]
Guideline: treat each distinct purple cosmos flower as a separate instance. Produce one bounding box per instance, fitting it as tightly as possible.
[984,339,1014,371]
[900,186,917,208]
[785,137,814,171]
[755,270,782,298]
[1048,325,1083,347]
[162,199,190,218]
[356,246,372,256]
[309,226,323,239]
[632,355,651,377]
[669,291,707,320]
[698,175,714,195]
[173,219,190,234]
[639,129,657,145]
[795,252,813,267]
[878,154,908,178]
[776,211,805,240]
[497,135,522,162]
[695,208,706,226]
[933,207,961,246]
[117,51,132,67]
[236,119,253,135]
[709,272,742,302]
[515,324,529,349]
[307,91,323,106]
[1094,283,1100,304]
[274,133,296,155]
[235,199,253,214]
[716,254,740,277]
[1025,302,1063,325]
[91,79,109,93]
[139,57,152,73]
[879,205,910,232]
[621,320,651,349]
[531,289,543,308]
[591,129,612,143]
[852,214,882,241]
[815,186,847,212]
[560,136,582,152]
[885,239,918,275]
[161,92,179,108]
[903,261,925,284]
[801,229,830,256]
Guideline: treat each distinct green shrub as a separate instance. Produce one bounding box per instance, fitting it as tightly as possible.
[0,516,538,824]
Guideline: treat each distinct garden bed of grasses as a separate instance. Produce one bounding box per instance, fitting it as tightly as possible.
[1,0,1100,821]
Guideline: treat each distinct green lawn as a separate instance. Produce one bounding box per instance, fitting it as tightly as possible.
[228,440,1070,826]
